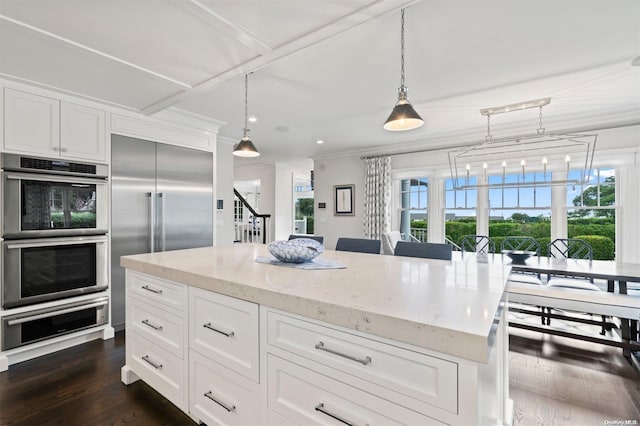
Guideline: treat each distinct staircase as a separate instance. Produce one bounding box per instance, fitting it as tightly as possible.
[234,188,271,244]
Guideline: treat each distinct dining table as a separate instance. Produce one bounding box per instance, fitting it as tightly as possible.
[453,251,640,361]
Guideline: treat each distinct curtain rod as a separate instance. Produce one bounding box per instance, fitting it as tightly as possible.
[360,120,640,160]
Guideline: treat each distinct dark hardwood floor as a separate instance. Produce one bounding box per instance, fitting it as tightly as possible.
[0,332,193,426]
[0,330,638,425]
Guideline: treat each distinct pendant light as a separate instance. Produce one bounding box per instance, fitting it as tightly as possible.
[383,8,424,131]
[233,73,260,157]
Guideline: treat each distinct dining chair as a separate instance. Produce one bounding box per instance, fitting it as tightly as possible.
[545,238,607,333]
[394,241,453,260]
[501,236,541,254]
[288,234,324,244]
[381,231,403,255]
[501,236,543,285]
[459,235,495,255]
[335,237,381,254]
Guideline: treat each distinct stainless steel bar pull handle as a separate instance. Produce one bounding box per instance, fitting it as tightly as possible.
[158,192,166,252]
[141,319,163,331]
[203,322,235,338]
[147,192,155,253]
[6,300,108,326]
[141,285,162,294]
[204,391,236,413]
[314,403,364,426]
[314,341,372,366]
[141,355,162,370]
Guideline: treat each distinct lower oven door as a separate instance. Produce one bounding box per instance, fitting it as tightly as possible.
[2,235,108,308]
[2,296,109,350]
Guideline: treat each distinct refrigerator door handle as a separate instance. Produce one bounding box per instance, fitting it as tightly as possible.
[158,192,166,252]
[147,192,155,253]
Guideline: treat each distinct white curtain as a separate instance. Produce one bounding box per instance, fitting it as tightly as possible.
[363,156,391,239]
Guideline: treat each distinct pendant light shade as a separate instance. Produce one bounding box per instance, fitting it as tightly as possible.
[233,136,260,157]
[233,74,260,157]
[384,8,423,132]
[384,87,423,131]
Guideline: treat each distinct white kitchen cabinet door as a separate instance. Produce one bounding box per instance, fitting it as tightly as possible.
[60,102,106,161]
[4,88,60,156]
[189,286,259,383]
[189,350,260,426]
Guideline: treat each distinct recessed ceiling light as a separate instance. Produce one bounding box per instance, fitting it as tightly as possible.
[316,140,324,144]
[275,125,292,133]
[248,116,257,122]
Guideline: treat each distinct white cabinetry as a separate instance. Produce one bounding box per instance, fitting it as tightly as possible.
[267,355,445,426]
[188,286,260,426]
[123,271,189,412]
[263,309,454,425]
[122,271,506,426]
[4,88,106,161]
[189,286,259,383]
[60,101,106,161]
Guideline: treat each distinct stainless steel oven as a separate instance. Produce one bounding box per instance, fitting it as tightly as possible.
[1,235,108,308]
[2,296,108,350]
[1,153,108,239]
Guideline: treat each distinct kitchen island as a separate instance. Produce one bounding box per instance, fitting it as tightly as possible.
[121,244,511,425]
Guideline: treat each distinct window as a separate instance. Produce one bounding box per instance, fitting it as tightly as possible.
[567,167,615,260]
[488,172,551,252]
[445,177,477,246]
[399,178,428,241]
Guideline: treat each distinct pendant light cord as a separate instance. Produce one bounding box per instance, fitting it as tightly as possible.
[243,74,249,137]
[400,8,405,88]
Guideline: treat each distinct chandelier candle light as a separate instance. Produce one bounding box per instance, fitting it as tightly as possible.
[448,97,597,189]
[383,8,424,131]
[233,73,260,158]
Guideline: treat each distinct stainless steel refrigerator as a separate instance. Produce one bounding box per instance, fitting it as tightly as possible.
[111,134,213,328]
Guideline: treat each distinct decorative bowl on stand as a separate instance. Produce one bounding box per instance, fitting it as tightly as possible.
[501,250,536,265]
[267,238,324,263]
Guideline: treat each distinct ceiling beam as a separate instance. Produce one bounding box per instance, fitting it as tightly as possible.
[141,0,419,115]
[172,0,273,56]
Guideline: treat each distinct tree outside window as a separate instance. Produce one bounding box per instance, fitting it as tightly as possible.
[567,168,615,260]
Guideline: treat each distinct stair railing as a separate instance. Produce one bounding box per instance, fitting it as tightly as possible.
[234,189,271,244]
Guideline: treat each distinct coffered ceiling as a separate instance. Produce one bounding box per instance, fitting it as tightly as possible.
[1,0,639,166]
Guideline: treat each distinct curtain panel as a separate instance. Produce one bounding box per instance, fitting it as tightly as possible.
[363,156,391,239]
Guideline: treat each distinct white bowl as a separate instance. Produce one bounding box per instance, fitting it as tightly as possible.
[267,238,324,263]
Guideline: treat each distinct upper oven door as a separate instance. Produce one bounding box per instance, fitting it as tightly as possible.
[2,171,108,238]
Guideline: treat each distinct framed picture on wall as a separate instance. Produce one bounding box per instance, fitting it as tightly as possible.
[334,184,355,216]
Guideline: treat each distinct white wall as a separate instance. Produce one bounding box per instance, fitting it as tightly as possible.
[215,139,235,246]
[274,164,294,241]
[314,156,365,249]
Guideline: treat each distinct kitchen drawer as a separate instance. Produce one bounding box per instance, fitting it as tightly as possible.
[127,271,186,312]
[127,331,186,410]
[267,311,458,414]
[189,350,260,426]
[127,295,185,358]
[189,286,259,383]
[268,354,445,426]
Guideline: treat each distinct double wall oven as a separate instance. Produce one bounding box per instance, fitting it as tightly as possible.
[1,153,109,350]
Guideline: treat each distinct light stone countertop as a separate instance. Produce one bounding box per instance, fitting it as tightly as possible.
[121,244,510,363]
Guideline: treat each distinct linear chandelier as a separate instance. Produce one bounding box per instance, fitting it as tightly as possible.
[448,97,597,189]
